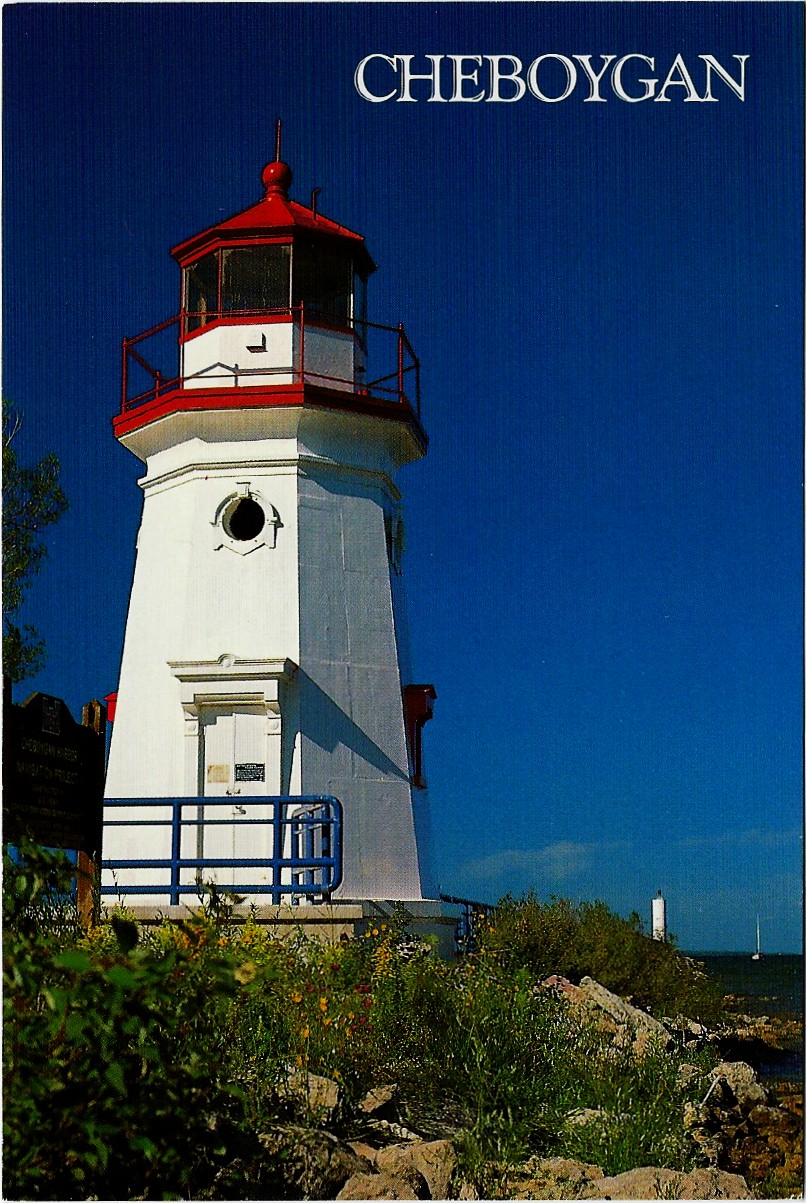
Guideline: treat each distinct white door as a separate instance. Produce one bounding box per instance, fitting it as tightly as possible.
[200,707,270,890]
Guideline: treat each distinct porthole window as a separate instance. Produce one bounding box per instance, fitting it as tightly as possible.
[222,497,266,542]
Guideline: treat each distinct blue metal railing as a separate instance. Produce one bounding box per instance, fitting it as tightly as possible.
[440,893,496,954]
[102,795,342,905]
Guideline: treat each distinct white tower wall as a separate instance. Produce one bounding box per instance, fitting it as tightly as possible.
[104,405,436,902]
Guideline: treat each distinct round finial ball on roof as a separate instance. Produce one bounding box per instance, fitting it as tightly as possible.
[262,160,292,196]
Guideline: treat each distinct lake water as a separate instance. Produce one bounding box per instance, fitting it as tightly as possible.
[690,953,803,1084]
[692,953,803,1018]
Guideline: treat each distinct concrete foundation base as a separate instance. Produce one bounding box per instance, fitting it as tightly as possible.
[114,898,463,958]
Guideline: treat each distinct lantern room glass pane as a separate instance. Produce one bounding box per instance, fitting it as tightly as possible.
[221,245,291,314]
[292,241,353,326]
[184,253,218,332]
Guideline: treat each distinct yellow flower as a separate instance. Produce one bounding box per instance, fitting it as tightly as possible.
[301,1026,310,1039]
[348,1011,354,1020]
[291,990,303,1004]
[319,996,328,1012]
[323,1016,332,1027]
[381,924,387,931]
[234,961,256,984]
[372,928,379,936]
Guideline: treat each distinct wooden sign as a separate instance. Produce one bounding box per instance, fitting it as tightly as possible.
[3,690,106,859]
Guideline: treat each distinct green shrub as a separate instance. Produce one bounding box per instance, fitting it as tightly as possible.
[477,893,724,1022]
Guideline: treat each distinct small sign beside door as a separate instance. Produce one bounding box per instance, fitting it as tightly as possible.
[235,762,265,782]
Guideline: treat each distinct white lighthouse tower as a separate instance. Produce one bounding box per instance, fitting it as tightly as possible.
[651,891,667,942]
[103,144,440,908]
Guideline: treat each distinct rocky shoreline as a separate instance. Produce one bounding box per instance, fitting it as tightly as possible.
[208,977,803,1200]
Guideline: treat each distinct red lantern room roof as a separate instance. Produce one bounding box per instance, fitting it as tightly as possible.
[170,157,377,276]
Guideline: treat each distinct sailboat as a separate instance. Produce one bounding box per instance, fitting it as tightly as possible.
[751,915,763,961]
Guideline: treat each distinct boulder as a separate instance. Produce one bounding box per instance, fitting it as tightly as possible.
[677,1167,753,1198]
[508,1156,604,1199]
[376,1139,458,1200]
[337,1169,429,1199]
[277,1068,340,1117]
[359,1082,399,1115]
[257,1125,369,1198]
[708,1060,767,1108]
[577,977,672,1048]
[540,975,587,1004]
[593,1166,751,1199]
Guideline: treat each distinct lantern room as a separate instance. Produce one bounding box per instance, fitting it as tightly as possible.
[116,147,422,446]
[172,156,375,394]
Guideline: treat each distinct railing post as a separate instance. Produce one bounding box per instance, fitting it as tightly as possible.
[121,339,129,412]
[299,302,305,385]
[272,797,285,905]
[155,370,162,401]
[170,798,182,906]
[397,323,404,403]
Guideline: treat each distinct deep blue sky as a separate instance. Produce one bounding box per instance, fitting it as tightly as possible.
[4,3,802,951]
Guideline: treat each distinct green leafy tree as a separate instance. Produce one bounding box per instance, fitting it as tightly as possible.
[2,410,68,683]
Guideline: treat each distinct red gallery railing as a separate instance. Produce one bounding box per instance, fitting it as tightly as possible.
[121,306,421,418]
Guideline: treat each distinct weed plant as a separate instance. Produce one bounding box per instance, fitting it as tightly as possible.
[4,852,724,1200]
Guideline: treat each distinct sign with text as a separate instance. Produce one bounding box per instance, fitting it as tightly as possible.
[3,692,106,856]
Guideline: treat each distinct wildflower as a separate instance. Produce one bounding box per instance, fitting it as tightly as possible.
[323,1016,332,1027]
[372,928,379,936]
[319,996,328,1012]
[331,963,340,971]
[301,1026,310,1039]
[381,924,387,931]
[348,1011,354,1020]
[291,990,303,1004]
[363,998,372,1008]
[234,961,257,984]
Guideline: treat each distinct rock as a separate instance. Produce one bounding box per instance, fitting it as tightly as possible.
[540,975,587,1004]
[677,1167,752,1198]
[676,1062,705,1091]
[595,1167,682,1198]
[578,977,672,1048]
[509,1157,604,1199]
[566,1107,606,1128]
[257,1125,369,1198]
[709,1060,767,1108]
[277,1068,341,1117]
[593,1166,752,1199]
[346,1140,379,1166]
[337,1169,429,1199]
[359,1082,399,1115]
[376,1139,457,1200]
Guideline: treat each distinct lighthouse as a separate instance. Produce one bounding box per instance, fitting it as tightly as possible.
[103,143,439,907]
[651,891,667,942]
